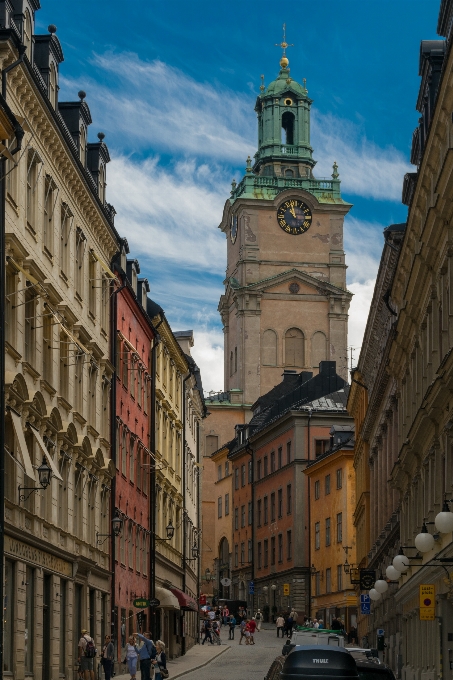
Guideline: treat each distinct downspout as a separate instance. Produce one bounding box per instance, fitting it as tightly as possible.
[181,372,191,656]
[0,44,26,680]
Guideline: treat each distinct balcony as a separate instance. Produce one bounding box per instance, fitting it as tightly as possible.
[231,174,343,203]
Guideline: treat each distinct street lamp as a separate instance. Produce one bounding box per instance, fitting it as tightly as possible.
[96,509,124,545]
[392,549,410,573]
[414,523,435,553]
[271,584,277,591]
[18,456,52,503]
[155,520,175,543]
[191,542,199,559]
[435,499,453,534]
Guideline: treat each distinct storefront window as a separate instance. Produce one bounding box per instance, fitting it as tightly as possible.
[25,566,34,672]
[4,560,14,671]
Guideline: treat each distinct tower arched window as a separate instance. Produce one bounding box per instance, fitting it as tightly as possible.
[282,111,295,145]
[262,329,277,366]
[285,328,304,367]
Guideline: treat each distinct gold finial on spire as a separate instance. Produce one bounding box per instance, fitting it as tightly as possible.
[275,22,293,69]
[260,74,265,92]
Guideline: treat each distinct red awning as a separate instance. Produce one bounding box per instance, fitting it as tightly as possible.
[169,587,198,611]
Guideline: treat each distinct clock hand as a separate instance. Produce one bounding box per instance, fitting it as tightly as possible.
[290,206,296,218]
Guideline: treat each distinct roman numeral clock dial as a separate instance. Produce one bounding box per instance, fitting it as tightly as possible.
[277,199,312,235]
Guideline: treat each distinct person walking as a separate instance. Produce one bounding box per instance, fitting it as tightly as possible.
[152,640,167,680]
[125,635,139,679]
[78,628,96,680]
[248,617,257,645]
[239,617,247,644]
[134,631,156,680]
[228,615,236,640]
[121,621,126,648]
[285,615,293,638]
[202,618,213,645]
[276,614,285,638]
[101,635,114,680]
[290,609,298,631]
[255,609,262,632]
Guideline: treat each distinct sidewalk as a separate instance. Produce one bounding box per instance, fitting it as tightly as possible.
[113,642,231,680]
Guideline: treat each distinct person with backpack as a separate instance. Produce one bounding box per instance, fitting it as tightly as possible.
[78,628,97,680]
[134,631,156,680]
[228,615,236,640]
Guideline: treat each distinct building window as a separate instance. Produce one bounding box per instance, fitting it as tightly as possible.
[258,542,262,569]
[241,464,246,487]
[234,507,239,530]
[337,512,343,543]
[75,227,86,297]
[241,505,245,528]
[257,460,262,480]
[337,564,343,592]
[235,467,239,490]
[336,468,343,489]
[326,568,332,594]
[89,251,97,317]
[287,441,291,464]
[278,447,282,468]
[248,539,253,563]
[315,522,320,550]
[225,493,229,515]
[271,536,276,565]
[60,203,72,276]
[264,456,268,476]
[278,488,283,518]
[218,465,222,481]
[225,461,229,476]
[60,332,69,400]
[315,572,320,596]
[278,534,283,562]
[24,287,36,366]
[314,480,320,500]
[271,492,276,522]
[248,459,253,483]
[44,175,55,254]
[325,474,331,495]
[287,530,292,560]
[234,544,238,567]
[271,451,275,472]
[285,327,304,366]
[230,350,233,376]
[26,150,39,235]
[316,440,330,457]
[257,499,262,526]
[218,497,222,519]
[241,541,245,564]
[287,484,292,514]
[248,501,252,525]
[326,517,331,546]
[264,496,268,524]
[264,539,269,567]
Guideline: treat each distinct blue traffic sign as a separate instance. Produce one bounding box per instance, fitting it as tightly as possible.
[360,594,370,615]
[249,581,254,594]
[360,594,370,603]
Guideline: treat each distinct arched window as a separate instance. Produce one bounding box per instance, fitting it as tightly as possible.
[312,331,327,368]
[285,169,294,177]
[285,328,304,367]
[262,329,277,366]
[281,111,295,145]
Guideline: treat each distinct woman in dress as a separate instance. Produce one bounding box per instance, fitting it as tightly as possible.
[152,640,167,680]
[125,635,139,679]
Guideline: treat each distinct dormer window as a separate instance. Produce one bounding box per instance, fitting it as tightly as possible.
[23,9,32,59]
[49,63,57,108]
[131,265,137,292]
[80,126,87,166]
[99,164,106,204]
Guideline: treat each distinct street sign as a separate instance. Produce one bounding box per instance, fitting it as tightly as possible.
[133,598,150,608]
[377,629,385,636]
[199,595,207,606]
[283,583,290,596]
[419,585,435,620]
[360,594,370,615]
[221,577,232,587]
[148,598,160,608]
[359,569,376,590]
[249,581,255,594]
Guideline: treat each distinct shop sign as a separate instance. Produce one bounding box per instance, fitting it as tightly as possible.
[133,598,150,608]
[419,584,435,620]
[5,535,72,577]
[199,595,207,605]
[283,583,290,595]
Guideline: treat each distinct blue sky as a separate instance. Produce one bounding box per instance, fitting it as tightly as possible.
[36,0,439,391]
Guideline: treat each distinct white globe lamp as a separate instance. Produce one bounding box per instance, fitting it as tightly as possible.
[386,565,401,581]
[435,501,453,534]
[374,579,389,594]
[393,552,410,573]
[414,524,435,553]
[369,589,381,601]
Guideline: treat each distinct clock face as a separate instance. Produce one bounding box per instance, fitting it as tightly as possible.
[277,199,312,235]
[230,214,238,243]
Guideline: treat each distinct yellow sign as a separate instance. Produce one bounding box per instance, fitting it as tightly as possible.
[283,583,290,596]
[419,585,436,620]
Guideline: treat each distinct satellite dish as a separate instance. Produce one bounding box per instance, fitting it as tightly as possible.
[221,577,232,587]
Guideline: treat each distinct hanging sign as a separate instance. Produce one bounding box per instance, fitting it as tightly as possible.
[133,598,150,608]
[419,584,435,620]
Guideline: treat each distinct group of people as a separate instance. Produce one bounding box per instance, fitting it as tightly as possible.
[77,628,167,680]
[201,607,264,645]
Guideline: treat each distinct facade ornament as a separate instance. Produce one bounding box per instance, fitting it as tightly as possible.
[260,74,265,92]
[332,161,339,179]
[275,22,293,69]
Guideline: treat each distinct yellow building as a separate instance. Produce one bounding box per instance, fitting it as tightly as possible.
[304,428,357,631]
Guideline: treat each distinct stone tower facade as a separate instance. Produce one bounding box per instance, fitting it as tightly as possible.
[218,55,352,405]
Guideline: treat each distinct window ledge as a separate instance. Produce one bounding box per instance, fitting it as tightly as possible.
[57,395,72,412]
[73,411,87,426]
[43,246,53,262]
[22,361,40,381]
[87,425,99,439]
[5,341,21,363]
[40,379,57,397]
[59,270,69,286]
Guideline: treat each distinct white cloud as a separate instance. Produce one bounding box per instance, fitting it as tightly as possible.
[191,329,224,394]
[348,279,377,363]
[344,216,383,285]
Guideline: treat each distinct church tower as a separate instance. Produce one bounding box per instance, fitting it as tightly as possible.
[218,39,352,406]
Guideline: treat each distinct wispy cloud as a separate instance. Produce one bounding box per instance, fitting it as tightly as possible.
[344,217,383,285]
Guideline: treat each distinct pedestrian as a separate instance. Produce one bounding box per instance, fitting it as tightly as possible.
[244,618,252,645]
[121,621,126,648]
[208,609,216,620]
[239,617,247,644]
[290,609,298,630]
[78,627,96,680]
[313,618,319,629]
[125,635,139,679]
[248,617,257,644]
[152,640,167,680]
[331,617,341,631]
[318,619,324,629]
[223,606,230,625]
[100,635,114,680]
[349,626,357,644]
[285,615,293,637]
[276,614,285,637]
[212,618,221,644]
[202,618,213,645]
[134,631,156,680]
[229,615,236,640]
[255,609,262,632]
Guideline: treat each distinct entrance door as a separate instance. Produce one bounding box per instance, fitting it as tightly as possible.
[42,574,51,678]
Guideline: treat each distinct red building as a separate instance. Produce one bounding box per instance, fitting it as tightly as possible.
[111,243,155,659]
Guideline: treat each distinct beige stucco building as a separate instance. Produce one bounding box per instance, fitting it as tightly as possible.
[1,4,119,678]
